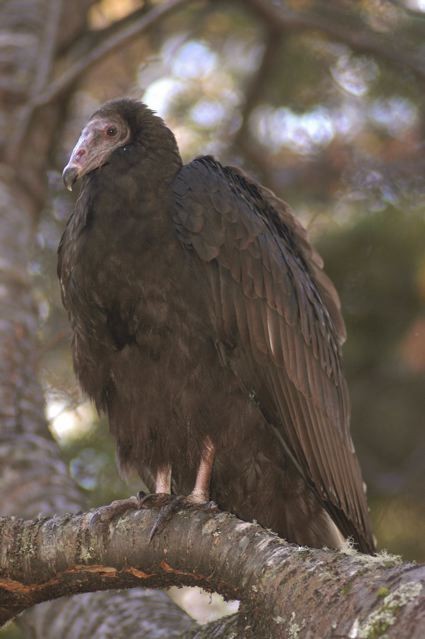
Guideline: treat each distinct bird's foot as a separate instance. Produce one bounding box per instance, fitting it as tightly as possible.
[89,495,141,527]
[140,493,218,542]
[137,491,171,509]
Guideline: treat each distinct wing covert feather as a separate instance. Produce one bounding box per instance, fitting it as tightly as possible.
[173,156,374,551]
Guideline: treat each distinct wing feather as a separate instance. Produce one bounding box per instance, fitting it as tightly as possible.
[172,156,374,552]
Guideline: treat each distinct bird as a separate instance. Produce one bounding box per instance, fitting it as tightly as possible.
[59,97,374,553]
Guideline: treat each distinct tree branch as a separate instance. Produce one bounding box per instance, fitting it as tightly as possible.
[229,29,282,188]
[61,4,151,57]
[33,0,198,107]
[244,0,425,84]
[7,0,63,164]
[232,29,281,156]
[1,503,424,638]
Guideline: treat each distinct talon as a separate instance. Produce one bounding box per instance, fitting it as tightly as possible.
[89,496,140,528]
[148,495,187,542]
[138,493,156,509]
[204,500,219,512]
[138,492,171,509]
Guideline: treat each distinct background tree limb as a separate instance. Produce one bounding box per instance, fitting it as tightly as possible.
[244,0,425,83]
[32,0,197,108]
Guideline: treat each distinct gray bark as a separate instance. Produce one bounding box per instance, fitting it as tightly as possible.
[18,591,196,639]
[0,507,424,638]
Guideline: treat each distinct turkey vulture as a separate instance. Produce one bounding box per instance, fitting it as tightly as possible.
[59,98,374,553]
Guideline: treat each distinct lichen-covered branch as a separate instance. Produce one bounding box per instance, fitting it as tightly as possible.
[0,505,423,638]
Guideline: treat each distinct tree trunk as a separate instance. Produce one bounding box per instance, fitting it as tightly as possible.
[0,1,196,637]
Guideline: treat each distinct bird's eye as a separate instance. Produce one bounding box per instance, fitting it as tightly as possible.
[106,126,117,137]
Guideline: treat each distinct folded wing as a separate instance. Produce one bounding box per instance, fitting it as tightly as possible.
[173,156,374,553]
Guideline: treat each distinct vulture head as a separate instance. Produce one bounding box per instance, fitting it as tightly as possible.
[63,98,180,191]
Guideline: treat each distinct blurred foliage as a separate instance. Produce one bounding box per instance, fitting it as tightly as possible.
[318,207,425,560]
[30,0,425,578]
[0,625,22,639]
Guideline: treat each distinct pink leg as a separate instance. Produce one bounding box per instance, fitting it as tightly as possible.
[146,439,217,541]
[189,437,215,503]
[155,465,172,494]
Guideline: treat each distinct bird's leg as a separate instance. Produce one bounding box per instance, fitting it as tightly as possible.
[155,465,172,493]
[91,466,173,529]
[188,436,215,503]
[138,465,172,508]
[147,438,218,541]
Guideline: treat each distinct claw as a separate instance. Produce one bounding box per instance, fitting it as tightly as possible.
[147,495,219,542]
[89,495,140,528]
[138,492,171,510]
[202,500,219,512]
[148,496,186,542]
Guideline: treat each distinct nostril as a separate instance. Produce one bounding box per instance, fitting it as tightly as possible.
[75,148,86,161]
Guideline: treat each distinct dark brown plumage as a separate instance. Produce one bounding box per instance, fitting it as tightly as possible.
[59,98,374,553]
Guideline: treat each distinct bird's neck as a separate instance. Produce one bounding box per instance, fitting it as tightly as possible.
[111,137,182,188]
[85,142,179,202]
[70,145,181,253]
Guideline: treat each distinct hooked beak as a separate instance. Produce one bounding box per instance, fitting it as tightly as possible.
[62,165,79,191]
[62,116,129,192]
[62,123,98,191]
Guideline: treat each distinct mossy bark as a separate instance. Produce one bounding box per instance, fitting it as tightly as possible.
[0,505,423,638]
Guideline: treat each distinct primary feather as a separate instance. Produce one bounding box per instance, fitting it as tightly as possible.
[58,98,374,553]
